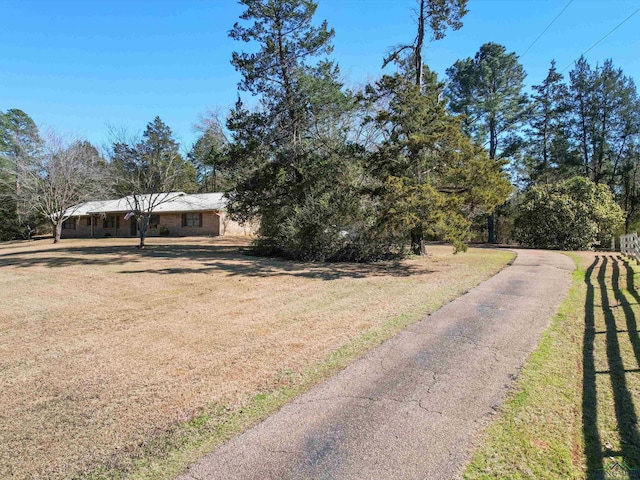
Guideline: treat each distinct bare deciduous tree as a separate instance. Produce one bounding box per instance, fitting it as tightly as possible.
[18,133,106,243]
[109,117,190,248]
[189,109,229,192]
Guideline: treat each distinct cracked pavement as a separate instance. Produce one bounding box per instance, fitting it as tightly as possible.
[177,249,574,480]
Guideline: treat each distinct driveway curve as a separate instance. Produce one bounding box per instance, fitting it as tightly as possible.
[177,249,575,480]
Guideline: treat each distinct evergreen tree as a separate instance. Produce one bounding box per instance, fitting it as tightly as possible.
[383,0,468,88]
[514,176,623,250]
[188,113,229,192]
[367,68,511,253]
[229,0,335,144]
[446,42,529,242]
[522,60,577,184]
[514,57,640,235]
[226,0,379,260]
[378,1,468,253]
[567,57,640,187]
[0,109,42,239]
[110,117,195,247]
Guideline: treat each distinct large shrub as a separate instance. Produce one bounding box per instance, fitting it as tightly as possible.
[514,177,623,250]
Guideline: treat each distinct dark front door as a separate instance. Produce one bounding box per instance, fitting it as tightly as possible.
[130,218,137,236]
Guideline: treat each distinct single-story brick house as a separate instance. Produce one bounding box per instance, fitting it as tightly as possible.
[59,192,253,239]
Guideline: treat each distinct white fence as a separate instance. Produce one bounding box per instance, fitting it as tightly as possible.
[620,233,640,262]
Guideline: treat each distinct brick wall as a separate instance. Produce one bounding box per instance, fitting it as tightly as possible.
[219,211,257,236]
[153,212,220,236]
[60,211,255,239]
[91,216,134,238]
[62,215,140,238]
[60,217,86,238]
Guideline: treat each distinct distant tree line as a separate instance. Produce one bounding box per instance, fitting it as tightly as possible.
[0,0,631,254]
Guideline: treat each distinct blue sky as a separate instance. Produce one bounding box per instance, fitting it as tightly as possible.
[2,0,640,152]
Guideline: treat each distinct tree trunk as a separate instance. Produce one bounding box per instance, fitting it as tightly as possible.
[410,225,426,255]
[625,213,631,234]
[138,216,148,248]
[276,25,297,144]
[415,0,425,88]
[15,158,23,227]
[489,116,497,160]
[487,115,498,244]
[487,214,496,244]
[542,93,549,178]
[579,95,590,179]
[53,222,62,243]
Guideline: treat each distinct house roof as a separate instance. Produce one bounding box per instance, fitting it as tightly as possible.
[64,200,115,216]
[150,192,227,213]
[63,192,228,217]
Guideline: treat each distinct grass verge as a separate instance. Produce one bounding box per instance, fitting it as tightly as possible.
[464,252,640,480]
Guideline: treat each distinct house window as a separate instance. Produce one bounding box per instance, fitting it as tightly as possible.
[149,214,160,228]
[62,218,76,230]
[85,217,92,227]
[103,216,118,229]
[182,212,202,227]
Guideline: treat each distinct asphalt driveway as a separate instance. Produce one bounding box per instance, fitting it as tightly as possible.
[177,249,575,480]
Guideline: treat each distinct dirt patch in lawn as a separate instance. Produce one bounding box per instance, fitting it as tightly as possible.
[0,237,513,479]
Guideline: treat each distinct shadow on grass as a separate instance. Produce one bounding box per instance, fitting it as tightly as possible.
[584,255,640,479]
[584,255,603,475]
[0,243,433,280]
[619,257,640,374]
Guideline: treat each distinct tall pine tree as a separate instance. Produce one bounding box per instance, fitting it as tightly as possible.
[226,0,371,260]
[522,60,576,184]
[0,109,41,239]
[568,57,640,187]
[367,68,511,253]
[446,42,529,242]
[383,0,468,89]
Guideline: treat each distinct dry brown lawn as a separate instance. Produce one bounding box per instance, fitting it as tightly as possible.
[0,237,513,479]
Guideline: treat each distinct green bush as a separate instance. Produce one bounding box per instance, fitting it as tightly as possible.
[514,177,623,250]
[250,172,401,262]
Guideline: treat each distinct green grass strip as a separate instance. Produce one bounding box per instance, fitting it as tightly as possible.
[465,254,587,479]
